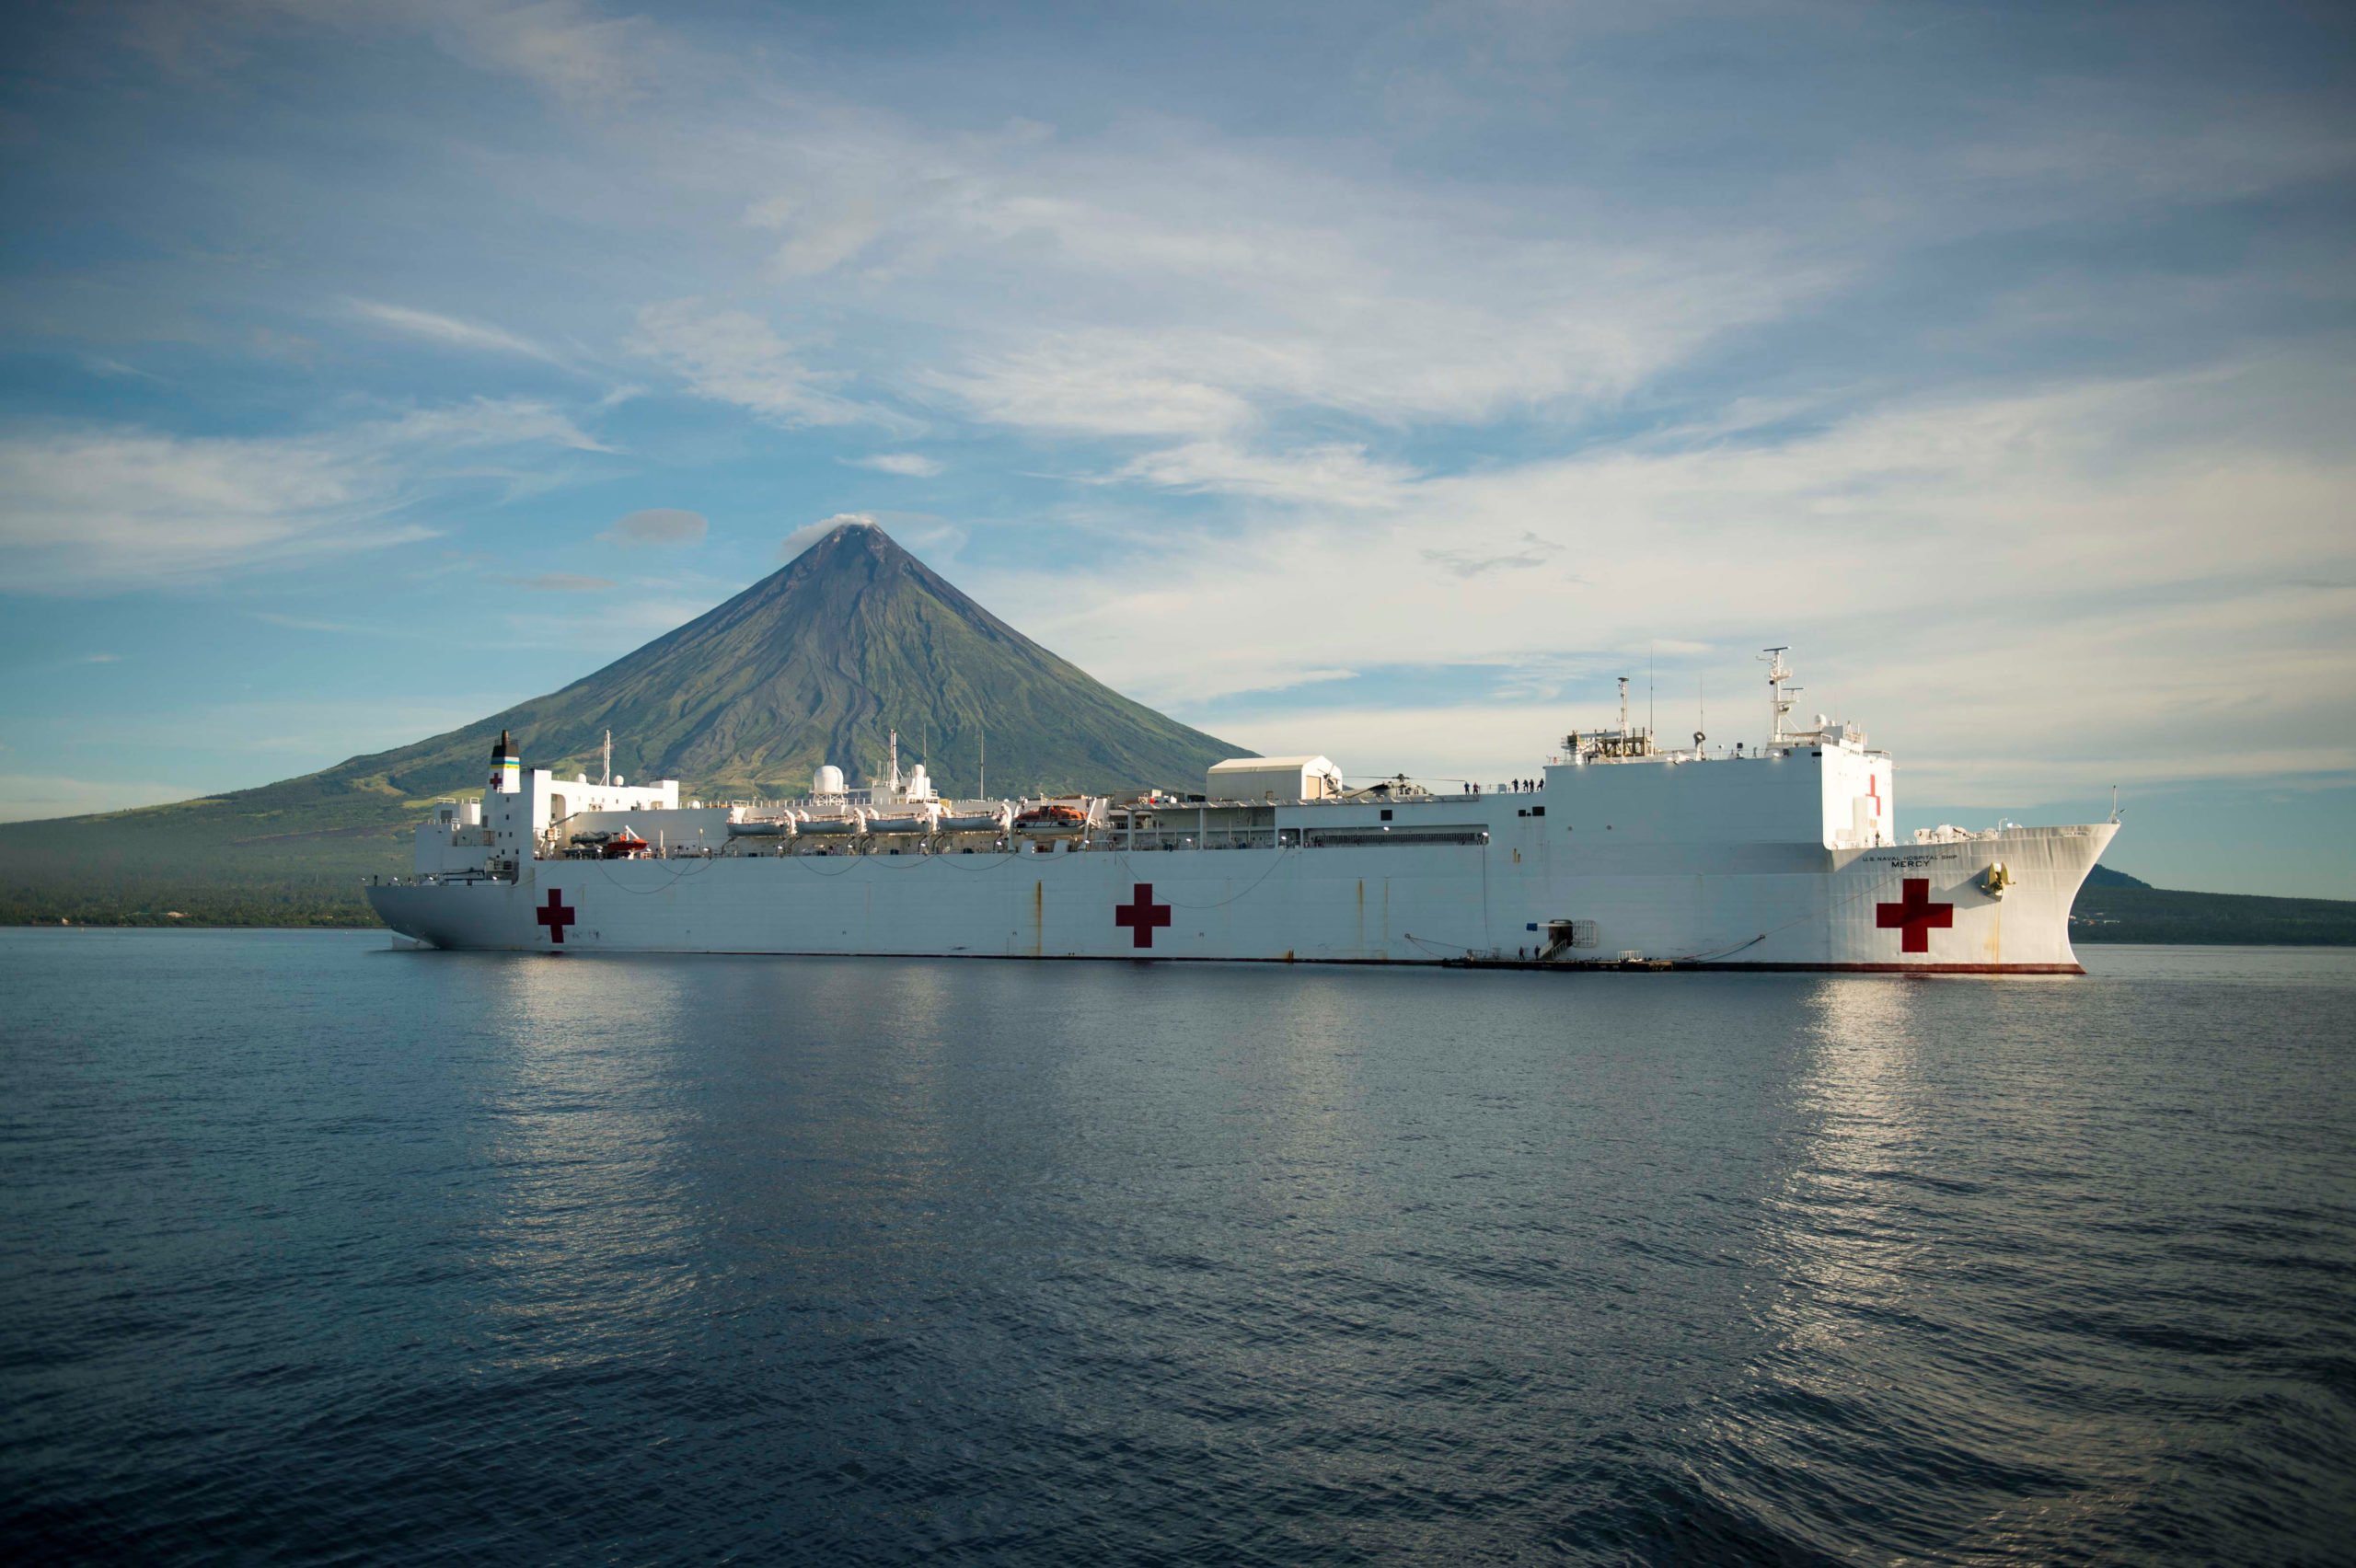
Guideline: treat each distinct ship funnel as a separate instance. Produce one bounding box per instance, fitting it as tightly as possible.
[489,729,521,793]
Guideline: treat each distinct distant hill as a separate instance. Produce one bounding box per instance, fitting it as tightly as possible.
[2070,859,2356,945]
[2069,885,2356,946]
[0,522,1243,926]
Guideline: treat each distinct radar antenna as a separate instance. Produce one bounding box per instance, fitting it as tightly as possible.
[1759,648,1802,748]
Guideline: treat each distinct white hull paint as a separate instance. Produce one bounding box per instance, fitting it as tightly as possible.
[369,817,2115,973]
[384,684,2116,974]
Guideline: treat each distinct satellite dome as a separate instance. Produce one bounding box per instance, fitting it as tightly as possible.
[813,764,846,795]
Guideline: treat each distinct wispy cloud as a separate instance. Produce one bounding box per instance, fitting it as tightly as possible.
[597,507,707,546]
[847,453,942,478]
[1422,534,1566,579]
[84,356,165,382]
[931,341,1253,439]
[348,299,560,364]
[494,571,617,592]
[1114,441,1419,507]
[251,611,375,634]
[630,300,909,431]
[748,194,884,279]
[375,398,611,453]
[0,398,614,593]
[424,0,654,109]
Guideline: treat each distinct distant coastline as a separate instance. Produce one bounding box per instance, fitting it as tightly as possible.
[2065,884,2356,947]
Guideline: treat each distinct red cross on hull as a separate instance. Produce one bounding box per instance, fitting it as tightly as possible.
[1114,883,1173,949]
[1875,878,1953,953]
[536,888,576,944]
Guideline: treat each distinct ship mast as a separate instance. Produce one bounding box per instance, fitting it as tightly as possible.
[1565,674,1658,760]
[1760,648,1802,748]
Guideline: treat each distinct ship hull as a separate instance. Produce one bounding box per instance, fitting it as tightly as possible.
[367,822,2114,974]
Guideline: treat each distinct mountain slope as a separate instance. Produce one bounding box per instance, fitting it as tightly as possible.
[321,519,1237,802]
[0,523,1243,925]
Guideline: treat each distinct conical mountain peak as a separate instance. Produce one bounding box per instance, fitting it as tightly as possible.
[337,526,1242,803]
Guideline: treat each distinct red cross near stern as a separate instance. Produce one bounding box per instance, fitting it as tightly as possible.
[1876,877,1952,953]
[536,888,576,945]
[1114,883,1173,949]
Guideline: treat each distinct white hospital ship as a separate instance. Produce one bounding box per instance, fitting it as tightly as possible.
[367,651,2116,973]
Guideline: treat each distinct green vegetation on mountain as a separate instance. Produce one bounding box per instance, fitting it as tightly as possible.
[2068,885,2356,946]
[0,522,1242,926]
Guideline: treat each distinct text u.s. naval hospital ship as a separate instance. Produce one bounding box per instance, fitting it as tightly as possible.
[368,651,2117,974]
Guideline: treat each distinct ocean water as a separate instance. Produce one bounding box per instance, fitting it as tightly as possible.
[2,931,2351,1566]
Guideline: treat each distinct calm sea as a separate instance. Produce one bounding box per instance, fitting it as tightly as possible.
[2,930,2351,1565]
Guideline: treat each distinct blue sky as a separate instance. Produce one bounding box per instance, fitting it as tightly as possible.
[1,0,2350,895]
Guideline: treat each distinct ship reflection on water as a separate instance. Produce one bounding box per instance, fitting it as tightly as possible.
[459,956,710,1373]
[1704,970,2291,1561]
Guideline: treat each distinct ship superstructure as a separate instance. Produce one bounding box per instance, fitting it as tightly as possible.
[373,655,2115,973]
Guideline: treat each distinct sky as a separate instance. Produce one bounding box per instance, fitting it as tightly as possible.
[0,0,2350,895]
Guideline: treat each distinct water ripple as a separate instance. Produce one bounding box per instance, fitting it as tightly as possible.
[3,933,2352,1563]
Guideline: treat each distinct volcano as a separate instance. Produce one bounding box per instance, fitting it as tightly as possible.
[0,523,1243,924]
[349,519,1235,801]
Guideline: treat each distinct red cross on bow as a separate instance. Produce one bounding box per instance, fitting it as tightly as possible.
[1114,882,1172,949]
[536,888,576,944]
[1876,877,1952,953]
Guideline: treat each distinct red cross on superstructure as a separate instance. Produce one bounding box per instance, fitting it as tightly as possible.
[1866,775,1882,817]
[1114,882,1173,949]
[536,888,576,944]
[1875,877,1952,953]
